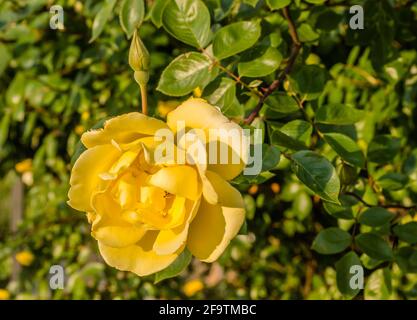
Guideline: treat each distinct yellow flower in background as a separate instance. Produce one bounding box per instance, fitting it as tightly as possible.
[68,98,247,276]
[75,125,85,136]
[156,100,180,118]
[15,251,34,267]
[15,159,32,173]
[0,289,10,300]
[183,279,204,297]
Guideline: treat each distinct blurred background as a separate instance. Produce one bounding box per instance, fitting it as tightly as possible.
[1,0,417,300]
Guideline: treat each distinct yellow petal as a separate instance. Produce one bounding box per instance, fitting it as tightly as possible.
[153,198,200,255]
[187,177,245,262]
[167,98,248,180]
[204,170,244,208]
[148,166,200,200]
[81,113,169,148]
[98,242,181,276]
[90,192,146,248]
[68,144,121,212]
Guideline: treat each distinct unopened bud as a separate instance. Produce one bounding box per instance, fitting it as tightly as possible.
[129,30,150,73]
[134,71,149,87]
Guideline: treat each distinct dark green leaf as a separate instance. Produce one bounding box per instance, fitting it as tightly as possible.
[377,173,408,191]
[355,233,393,261]
[289,65,327,101]
[367,135,401,164]
[358,207,394,227]
[323,133,365,168]
[291,150,341,203]
[336,251,362,298]
[393,222,417,244]
[312,227,352,254]
[315,104,365,125]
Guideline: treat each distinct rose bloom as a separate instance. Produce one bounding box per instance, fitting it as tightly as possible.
[68,98,247,276]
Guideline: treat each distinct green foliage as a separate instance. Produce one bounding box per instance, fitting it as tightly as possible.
[1,0,417,300]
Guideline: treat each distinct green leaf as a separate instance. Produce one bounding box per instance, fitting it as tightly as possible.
[289,65,327,101]
[364,269,392,300]
[264,92,300,115]
[312,227,352,254]
[90,0,117,43]
[323,194,357,220]
[355,233,393,261]
[213,20,261,60]
[119,0,145,38]
[261,144,281,172]
[0,43,11,76]
[203,77,235,110]
[336,251,362,298]
[323,133,365,168]
[150,0,169,28]
[270,120,312,151]
[393,222,417,244]
[377,173,408,191]
[271,130,308,151]
[157,52,212,96]
[154,249,192,283]
[291,150,341,203]
[367,135,401,164]
[266,0,291,10]
[297,23,319,42]
[315,104,365,125]
[162,0,211,48]
[238,46,282,78]
[395,247,417,273]
[358,207,394,227]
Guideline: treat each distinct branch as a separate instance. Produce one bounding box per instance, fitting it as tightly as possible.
[244,7,301,125]
[344,192,416,210]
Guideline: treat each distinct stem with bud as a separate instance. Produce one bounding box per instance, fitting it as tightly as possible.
[129,30,150,115]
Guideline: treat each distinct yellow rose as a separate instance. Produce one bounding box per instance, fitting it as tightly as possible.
[15,251,34,267]
[183,279,204,297]
[68,98,247,276]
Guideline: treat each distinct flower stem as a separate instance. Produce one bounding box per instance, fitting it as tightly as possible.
[140,84,148,115]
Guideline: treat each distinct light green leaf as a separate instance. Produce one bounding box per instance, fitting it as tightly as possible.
[336,251,362,298]
[203,77,235,110]
[312,227,352,254]
[157,52,212,96]
[364,269,392,300]
[119,0,145,38]
[291,150,341,203]
[266,0,291,10]
[355,233,393,261]
[162,0,211,48]
[323,132,365,168]
[315,104,365,125]
[297,23,319,42]
[90,0,117,43]
[150,0,169,28]
[358,207,394,227]
[323,194,358,220]
[154,249,192,283]
[238,46,282,78]
[213,20,261,60]
[377,173,408,191]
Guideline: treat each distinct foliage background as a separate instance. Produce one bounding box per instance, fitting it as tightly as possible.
[1,0,417,300]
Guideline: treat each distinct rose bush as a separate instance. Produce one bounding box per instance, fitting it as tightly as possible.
[68,98,247,276]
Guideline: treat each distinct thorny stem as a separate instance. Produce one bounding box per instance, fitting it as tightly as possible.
[244,7,301,125]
